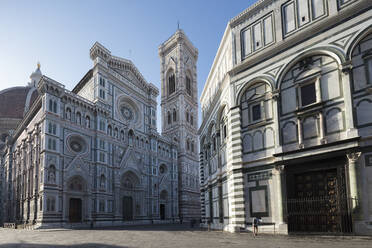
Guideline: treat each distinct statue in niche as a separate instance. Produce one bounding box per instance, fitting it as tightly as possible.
[48,165,56,184]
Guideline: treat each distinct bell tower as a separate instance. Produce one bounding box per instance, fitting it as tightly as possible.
[159,29,200,221]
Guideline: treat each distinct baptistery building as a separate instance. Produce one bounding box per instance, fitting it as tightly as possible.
[199,0,372,234]
[0,30,200,228]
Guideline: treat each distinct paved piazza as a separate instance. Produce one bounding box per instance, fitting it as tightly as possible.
[0,224,371,248]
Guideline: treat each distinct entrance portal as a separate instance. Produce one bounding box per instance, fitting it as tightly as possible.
[123,196,133,221]
[287,168,352,233]
[69,198,82,223]
[160,204,165,220]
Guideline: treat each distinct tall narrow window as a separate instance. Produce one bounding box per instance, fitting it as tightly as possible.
[190,114,194,126]
[186,111,190,123]
[311,0,325,19]
[283,2,296,34]
[167,111,172,125]
[263,16,273,45]
[48,99,53,112]
[253,23,262,50]
[297,0,310,27]
[186,76,192,96]
[173,109,177,122]
[241,28,252,57]
[300,82,316,106]
[99,77,105,87]
[168,74,175,95]
[223,125,227,139]
[252,104,262,121]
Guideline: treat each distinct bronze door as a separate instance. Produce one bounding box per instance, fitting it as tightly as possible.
[160,204,165,220]
[69,198,82,223]
[287,168,351,233]
[123,196,133,221]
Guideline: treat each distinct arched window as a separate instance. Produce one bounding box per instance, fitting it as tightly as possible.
[186,111,190,123]
[76,112,82,125]
[187,139,190,151]
[191,141,195,153]
[186,75,192,96]
[173,109,177,122]
[190,114,194,126]
[66,108,71,120]
[47,165,56,184]
[128,130,134,145]
[85,116,91,128]
[168,73,175,95]
[167,111,172,125]
[121,130,125,140]
[107,125,112,136]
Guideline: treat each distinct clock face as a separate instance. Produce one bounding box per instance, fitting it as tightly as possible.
[120,105,134,121]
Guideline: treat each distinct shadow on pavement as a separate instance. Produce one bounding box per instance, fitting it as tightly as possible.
[0,244,127,248]
[47,223,204,232]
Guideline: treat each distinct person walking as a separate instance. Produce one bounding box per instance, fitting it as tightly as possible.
[252,217,260,237]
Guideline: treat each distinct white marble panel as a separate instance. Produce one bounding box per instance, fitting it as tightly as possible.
[282,121,297,144]
[357,99,372,125]
[303,116,318,139]
[253,131,263,150]
[243,134,253,152]
[264,128,275,148]
[281,87,297,114]
[321,70,340,101]
[326,108,344,133]
[353,66,367,91]
[251,189,266,213]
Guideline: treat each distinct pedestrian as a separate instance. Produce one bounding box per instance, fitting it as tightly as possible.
[252,217,260,237]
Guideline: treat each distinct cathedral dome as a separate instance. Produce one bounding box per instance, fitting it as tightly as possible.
[0,86,39,119]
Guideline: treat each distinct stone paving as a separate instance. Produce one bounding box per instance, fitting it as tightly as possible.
[0,224,371,248]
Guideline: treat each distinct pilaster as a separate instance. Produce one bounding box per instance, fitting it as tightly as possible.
[226,106,245,232]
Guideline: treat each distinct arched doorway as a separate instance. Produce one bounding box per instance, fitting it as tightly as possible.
[67,176,87,223]
[121,171,141,221]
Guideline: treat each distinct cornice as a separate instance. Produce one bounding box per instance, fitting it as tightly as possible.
[229,0,276,28]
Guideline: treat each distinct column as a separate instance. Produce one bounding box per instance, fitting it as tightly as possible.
[273,165,285,224]
[318,112,326,144]
[341,62,358,138]
[271,92,282,154]
[346,152,361,210]
[297,118,304,148]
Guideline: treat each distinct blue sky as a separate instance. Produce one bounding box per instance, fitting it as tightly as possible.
[0,0,255,130]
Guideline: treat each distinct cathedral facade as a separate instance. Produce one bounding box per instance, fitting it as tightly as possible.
[199,0,372,235]
[0,30,199,228]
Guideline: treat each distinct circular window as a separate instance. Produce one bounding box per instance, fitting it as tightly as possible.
[159,165,167,174]
[120,105,134,120]
[70,140,83,153]
[68,135,87,154]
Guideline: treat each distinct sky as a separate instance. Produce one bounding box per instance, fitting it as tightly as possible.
[0,0,256,130]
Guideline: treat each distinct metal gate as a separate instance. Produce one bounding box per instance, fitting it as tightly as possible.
[286,168,352,233]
